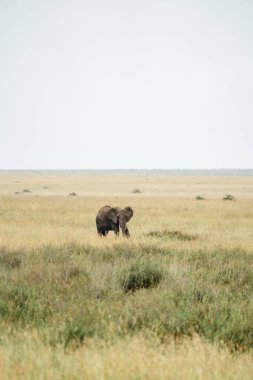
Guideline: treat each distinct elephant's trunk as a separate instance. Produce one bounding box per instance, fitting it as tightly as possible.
[119,217,128,237]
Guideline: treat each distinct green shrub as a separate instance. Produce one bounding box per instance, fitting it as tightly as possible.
[121,262,163,292]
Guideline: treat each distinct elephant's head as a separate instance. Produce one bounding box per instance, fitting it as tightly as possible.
[122,207,134,222]
[107,206,134,236]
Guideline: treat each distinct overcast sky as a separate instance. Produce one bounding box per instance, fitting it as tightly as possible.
[1,0,252,169]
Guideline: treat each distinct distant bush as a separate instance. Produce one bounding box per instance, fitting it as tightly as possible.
[69,192,77,196]
[147,230,197,241]
[121,263,162,292]
[132,188,142,194]
[196,195,206,200]
[22,189,31,193]
[223,194,235,201]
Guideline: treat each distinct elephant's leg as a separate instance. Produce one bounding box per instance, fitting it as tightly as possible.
[112,225,119,236]
[98,230,108,237]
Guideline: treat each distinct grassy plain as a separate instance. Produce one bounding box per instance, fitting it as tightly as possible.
[0,172,253,379]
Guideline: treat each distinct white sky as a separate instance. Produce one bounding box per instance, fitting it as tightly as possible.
[0,0,253,169]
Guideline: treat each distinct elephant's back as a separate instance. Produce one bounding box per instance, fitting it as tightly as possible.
[96,205,111,219]
[97,205,111,213]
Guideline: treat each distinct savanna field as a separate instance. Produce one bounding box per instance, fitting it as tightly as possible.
[0,171,253,379]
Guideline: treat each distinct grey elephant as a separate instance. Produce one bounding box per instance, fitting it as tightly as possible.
[96,205,134,237]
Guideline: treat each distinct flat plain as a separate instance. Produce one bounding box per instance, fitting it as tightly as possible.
[0,171,253,379]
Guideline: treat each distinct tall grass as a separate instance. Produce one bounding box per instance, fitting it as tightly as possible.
[0,243,252,352]
[0,334,253,380]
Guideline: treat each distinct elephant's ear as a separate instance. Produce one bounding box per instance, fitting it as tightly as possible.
[107,207,120,224]
[124,207,133,222]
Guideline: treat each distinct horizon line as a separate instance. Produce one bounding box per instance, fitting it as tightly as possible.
[0,168,253,172]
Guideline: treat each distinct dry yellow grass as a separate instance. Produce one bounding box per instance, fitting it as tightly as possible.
[0,194,253,252]
[0,334,252,380]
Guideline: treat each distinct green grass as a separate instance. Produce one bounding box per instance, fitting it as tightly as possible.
[0,243,252,352]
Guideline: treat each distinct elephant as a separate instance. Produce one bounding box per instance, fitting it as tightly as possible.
[96,205,134,237]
